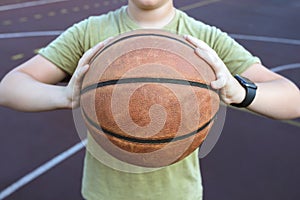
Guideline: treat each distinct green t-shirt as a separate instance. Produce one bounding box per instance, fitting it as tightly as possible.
[39,6,260,200]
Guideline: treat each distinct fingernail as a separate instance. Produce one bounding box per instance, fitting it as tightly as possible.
[195,48,202,54]
[104,37,114,44]
[82,64,89,71]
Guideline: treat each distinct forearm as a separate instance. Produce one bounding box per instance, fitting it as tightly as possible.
[0,71,71,112]
[247,78,300,119]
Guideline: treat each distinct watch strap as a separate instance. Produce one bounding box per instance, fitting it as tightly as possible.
[231,75,257,108]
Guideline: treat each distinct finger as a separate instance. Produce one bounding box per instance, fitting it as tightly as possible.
[195,47,226,76]
[65,64,89,108]
[196,48,230,89]
[75,64,89,83]
[80,37,114,65]
[90,37,114,53]
[211,73,227,89]
[184,35,197,47]
[184,35,211,50]
[185,35,226,74]
[70,64,89,103]
[83,43,105,63]
[184,35,231,89]
[78,64,90,78]
[69,64,89,87]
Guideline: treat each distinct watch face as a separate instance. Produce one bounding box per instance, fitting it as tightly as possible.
[244,81,257,89]
[235,75,257,89]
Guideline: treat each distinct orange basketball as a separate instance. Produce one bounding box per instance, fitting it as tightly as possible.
[80,29,219,167]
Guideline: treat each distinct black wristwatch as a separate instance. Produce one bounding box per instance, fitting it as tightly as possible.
[230,74,257,108]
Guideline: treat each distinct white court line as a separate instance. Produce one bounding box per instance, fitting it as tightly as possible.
[0,0,70,12]
[230,34,300,46]
[1,31,300,46]
[271,63,300,72]
[0,139,87,200]
[0,31,63,39]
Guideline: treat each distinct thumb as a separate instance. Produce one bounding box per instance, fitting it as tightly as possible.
[69,64,90,92]
[67,64,90,108]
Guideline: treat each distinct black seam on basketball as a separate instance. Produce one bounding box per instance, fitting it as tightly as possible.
[80,77,217,95]
[89,33,195,64]
[82,108,216,144]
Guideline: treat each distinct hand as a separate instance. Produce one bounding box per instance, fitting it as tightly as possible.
[65,37,113,108]
[184,35,246,105]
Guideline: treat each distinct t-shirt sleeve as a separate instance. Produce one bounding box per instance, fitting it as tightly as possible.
[202,26,261,75]
[38,19,88,75]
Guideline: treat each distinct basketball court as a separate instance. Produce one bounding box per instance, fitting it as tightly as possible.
[0,0,299,199]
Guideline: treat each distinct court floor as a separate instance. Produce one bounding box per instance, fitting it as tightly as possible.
[0,0,299,199]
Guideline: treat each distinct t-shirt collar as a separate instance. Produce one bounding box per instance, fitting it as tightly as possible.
[121,5,179,31]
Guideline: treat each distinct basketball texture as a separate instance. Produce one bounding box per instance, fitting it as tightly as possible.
[80,29,220,167]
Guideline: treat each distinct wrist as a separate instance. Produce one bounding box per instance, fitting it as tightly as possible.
[232,82,246,104]
[54,86,73,109]
[230,74,257,108]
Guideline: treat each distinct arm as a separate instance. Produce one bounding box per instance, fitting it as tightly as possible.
[0,55,70,112]
[242,63,300,119]
[185,35,300,120]
[0,41,109,112]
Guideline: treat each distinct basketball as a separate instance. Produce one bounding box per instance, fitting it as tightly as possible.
[80,29,220,168]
